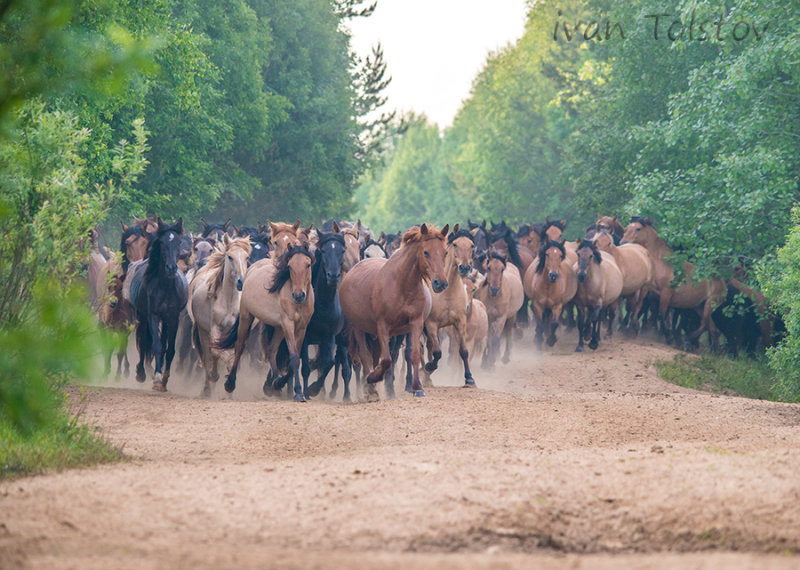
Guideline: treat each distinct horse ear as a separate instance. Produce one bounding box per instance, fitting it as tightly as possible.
[268,221,278,235]
[157,217,166,232]
[222,233,230,246]
[378,231,385,241]
[332,221,341,233]
[121,222,129,232]
[420,223,429,235]
[292,220,301,231]
[223,219,231,231]
[560,219,567,228]
[441,223,449,237]
[201,218,208,230]
[452,223,460,235]
[176,217,183,234]
[356,219,362,230]
[258,224,266,234]
[304,224,313,234]
[470,228,480,237]
[481,219,486,229]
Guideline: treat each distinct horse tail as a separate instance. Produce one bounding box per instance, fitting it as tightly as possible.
[214,314,241,350]
[192,322,203,361]
[135,319,153,365]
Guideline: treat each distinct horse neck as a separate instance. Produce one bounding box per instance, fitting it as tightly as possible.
[387,242,425,291]
[218,258,239,305]
[312,255,338,303]
[145,240,165,280]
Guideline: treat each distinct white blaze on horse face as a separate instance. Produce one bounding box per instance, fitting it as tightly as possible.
[168,233,175,242]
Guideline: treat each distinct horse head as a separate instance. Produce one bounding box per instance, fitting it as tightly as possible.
[221,234,252,291]
[201,218,232,242]
[248,232,271,265]
[621,217,655,246]
[316,230,346,286]
[192,237,215,269]
[575,239,602,283]
[483,251,506,297]
[404,223,449,293]
[268,220,301,258]
[447,224,475,277]
[153,217,184,276]
[592,229,614,253]
[120,222,151,269]
[544,218,567,243]
[536,240,566,283]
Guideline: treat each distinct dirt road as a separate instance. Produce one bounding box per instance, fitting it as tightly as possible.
[2,330,800,569]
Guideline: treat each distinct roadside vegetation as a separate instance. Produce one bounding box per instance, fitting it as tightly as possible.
[656,353,777,401]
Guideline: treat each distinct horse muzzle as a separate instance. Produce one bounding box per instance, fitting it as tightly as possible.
[458,264,471,277]
[577,272,586,283]
[292,290,307,304]
[236,278,244,291]
[489,286,501,297]
[432,279,448,293]
[326,271,341,285]
[548,272,559,283]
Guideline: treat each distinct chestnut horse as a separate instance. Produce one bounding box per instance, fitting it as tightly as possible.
[524,241,577,350]
[423,225,476,387]
[572,240,623,352]
[592,230,652,333]
[621,217,726,347]
[339,223,449,398]
[268,220,301,257]
[216,243,315,401]
[595,215,626,243]
[341,225,361,273]
[475,252,525,369]
[189,235,251,397]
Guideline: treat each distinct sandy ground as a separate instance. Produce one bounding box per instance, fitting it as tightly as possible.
[2,328,800,569]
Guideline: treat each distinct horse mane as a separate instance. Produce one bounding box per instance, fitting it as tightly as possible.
[495,230,522,269]
[268,245,313,294]
[535,241,566,274]
[544,219,565,232]
[577,239,602,264]
[630,216,654,227]
[516,225,531,237]
[120,225,146,271]
[448,228,475,244]
[317,230,346,249]
[488,251,507,266]
[203,237,252,299]
[401,224,444,245]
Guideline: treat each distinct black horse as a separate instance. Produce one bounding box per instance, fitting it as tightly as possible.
[129,218,189,391]
[301,230,352,400]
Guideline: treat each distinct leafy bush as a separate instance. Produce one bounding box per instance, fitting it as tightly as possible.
[758,206,800,402]
[656,353,777,401]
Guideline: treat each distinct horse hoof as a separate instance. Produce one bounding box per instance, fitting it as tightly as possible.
[424,362,437,372]
[413,390,426,398]
[575,346,584,353]
[294,394,307,402]
[307,383,322,399]
[464,378,476,388]
[546,337,557,347]
[589,342,598,351]
[152,381,166,392]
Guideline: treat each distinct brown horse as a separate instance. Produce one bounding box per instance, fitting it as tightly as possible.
[542,218,577,265]
[572,240,623,352]
[268,220,301,257]
[621,217,726,347]
[592,230,652,333]
[423,225,476,387]
[595,215,626,242]
[341,225,361,273]
[217,243,315,401]
[189,235,251,397]
[475,252,525,369]
[339,223,449,398]
[96,252,133,377]
[524,241,577,350]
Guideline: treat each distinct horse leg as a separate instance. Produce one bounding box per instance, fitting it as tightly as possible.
[424,323,442,373]
[403,333,414,393]
[301,340,312,398]
[407,320,426,397]
[366,321,392,385]
[589,305,601,350]
[162,314,180,390]
[223,309,254,393]
[308,338,335,399]
[334,333,352,402]
[547,305,560,347]
[501,316,515,364]
[454,320,474,387]
[532,304,545,352]
[605,302,617,339]
[148,315,166,391]
[282,318,306,402]
[575,306,586,352]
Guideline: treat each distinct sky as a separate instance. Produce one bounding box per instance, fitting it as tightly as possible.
[347,0,529,129]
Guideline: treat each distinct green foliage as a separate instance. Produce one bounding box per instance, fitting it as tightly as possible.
[656,353,777,401]
[1,403,124,479]
[758,207,800,401]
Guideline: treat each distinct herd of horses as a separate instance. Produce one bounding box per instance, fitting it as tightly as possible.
[86,214,778,402]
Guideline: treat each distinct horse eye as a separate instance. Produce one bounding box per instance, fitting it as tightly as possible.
[227,255,233,260]
[424,251,430,258]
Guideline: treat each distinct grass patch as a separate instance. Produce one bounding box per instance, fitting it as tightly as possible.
[655,353,778,401]
[0,399,124,480]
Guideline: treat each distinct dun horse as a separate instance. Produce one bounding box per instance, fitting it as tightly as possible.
[129,218,189,391]
[423,225,477,387]
[621,217,726,348]
[217,243,315,401]
[475,252,525,369]
[572,239,623,351]
[339,223,449,398]
[189,235,251,397]
[524,241,578,350]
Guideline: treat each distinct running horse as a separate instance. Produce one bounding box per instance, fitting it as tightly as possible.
[340,223,449,398]
[188,235,251,397]
[129,218,189,391]
[621,217,726,348]
[216,243,315,401]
